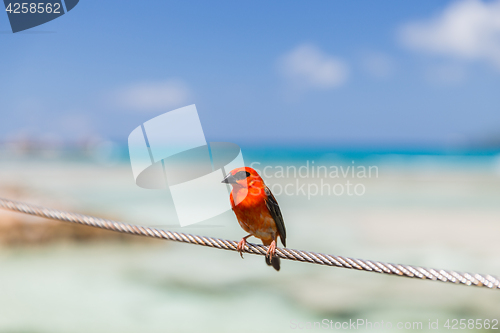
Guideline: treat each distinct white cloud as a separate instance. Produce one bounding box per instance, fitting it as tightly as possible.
[279,44,349,90]
[112,80,191,112]
[399,0,500,70]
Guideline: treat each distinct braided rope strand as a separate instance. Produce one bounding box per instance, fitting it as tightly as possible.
[0,197,498,290]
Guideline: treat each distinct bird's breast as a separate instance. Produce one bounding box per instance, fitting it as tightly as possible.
[231,189,277,242]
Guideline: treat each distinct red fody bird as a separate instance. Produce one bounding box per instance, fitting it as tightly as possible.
[221,167,286,271]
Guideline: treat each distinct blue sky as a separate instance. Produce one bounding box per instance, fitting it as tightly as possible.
[1,0,500,149]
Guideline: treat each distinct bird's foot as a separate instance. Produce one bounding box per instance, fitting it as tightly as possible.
[266,240,277,259]
[237,238,247,258]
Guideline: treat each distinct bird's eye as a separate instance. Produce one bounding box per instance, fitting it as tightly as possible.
[234,171,251,180]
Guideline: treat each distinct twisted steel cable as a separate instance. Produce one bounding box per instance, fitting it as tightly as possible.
[0,197,498,290]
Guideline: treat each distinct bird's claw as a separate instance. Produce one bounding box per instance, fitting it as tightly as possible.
[237,238,247,259]
[266,240,277,259]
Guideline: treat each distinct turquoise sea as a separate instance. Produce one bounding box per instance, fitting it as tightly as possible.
[0,145,499,332]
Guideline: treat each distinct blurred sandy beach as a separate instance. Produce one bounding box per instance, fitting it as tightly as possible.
[0,147,499,333]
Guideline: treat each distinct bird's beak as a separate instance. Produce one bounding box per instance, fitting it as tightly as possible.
[221,173,236,184]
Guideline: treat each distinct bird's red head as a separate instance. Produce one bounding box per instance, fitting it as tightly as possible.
[221,167,264,189]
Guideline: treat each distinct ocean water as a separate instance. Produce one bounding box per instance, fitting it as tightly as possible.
[0,147,499,332]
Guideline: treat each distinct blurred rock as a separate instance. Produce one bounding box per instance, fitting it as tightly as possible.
[0,185,156,246]
[0,212,152,246]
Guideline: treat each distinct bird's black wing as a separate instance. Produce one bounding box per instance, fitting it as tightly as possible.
[264,186,286,247]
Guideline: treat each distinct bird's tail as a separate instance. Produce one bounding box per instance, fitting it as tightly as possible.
[265,255,280,271]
